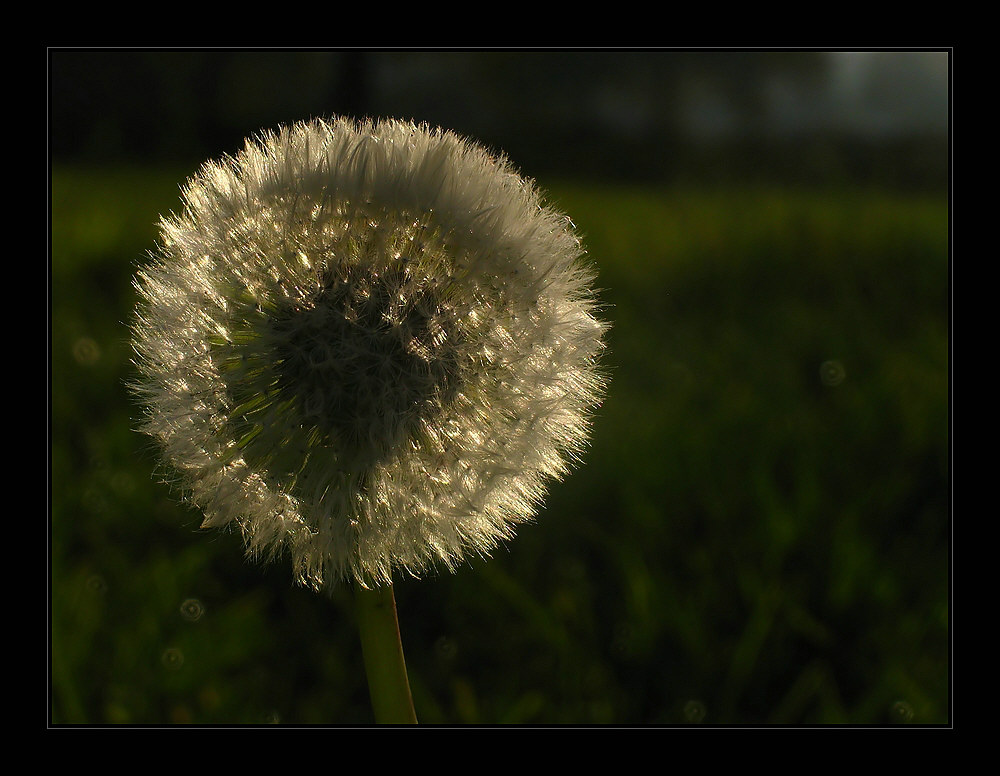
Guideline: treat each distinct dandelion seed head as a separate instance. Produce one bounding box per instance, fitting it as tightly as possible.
[131,117,608,591]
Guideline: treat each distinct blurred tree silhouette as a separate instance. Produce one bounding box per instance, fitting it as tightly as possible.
[51,51,368,164]
[49,50,943,189]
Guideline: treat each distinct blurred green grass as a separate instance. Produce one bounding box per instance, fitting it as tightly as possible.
[50,166,949,725]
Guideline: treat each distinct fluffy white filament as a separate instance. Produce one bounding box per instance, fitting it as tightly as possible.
[131,117,607,590]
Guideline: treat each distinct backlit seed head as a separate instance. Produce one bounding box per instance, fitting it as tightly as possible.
[130,117,608,591]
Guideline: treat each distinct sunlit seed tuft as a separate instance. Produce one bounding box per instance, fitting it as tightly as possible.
[130,116,608,591]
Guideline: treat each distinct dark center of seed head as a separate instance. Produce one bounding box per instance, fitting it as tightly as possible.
[276,289,444,437]
[217,255,461,498]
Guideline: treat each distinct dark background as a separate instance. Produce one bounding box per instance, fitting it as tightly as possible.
[50,49,950,726]
[50,50,948,188]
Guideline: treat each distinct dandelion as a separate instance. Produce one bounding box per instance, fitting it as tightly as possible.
[130,117,607,721]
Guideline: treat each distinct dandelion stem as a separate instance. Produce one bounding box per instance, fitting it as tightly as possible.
[354,581,418,724]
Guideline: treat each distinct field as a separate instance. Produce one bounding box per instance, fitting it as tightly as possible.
[50,167,949,725]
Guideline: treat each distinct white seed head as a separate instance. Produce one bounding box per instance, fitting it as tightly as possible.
[130,117,608,591]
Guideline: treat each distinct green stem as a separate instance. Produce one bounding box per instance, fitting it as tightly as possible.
[354,581,418,724]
